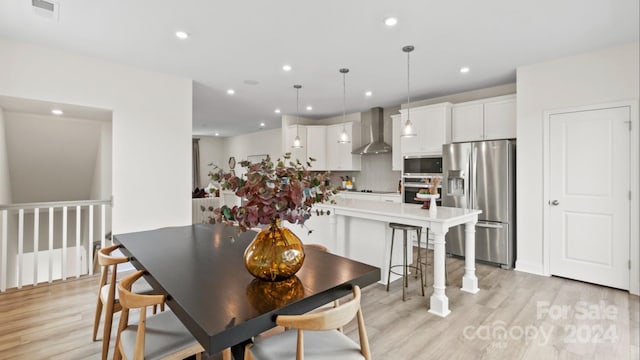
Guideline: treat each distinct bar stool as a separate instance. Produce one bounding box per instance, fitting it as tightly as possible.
[386,223,425,301]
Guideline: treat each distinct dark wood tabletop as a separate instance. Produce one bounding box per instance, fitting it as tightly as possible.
[114,223,380,356]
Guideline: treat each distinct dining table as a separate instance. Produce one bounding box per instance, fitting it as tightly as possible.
[114,223,380,359]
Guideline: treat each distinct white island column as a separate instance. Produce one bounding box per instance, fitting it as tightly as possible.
[428,223,450,317]
[462,220,480,293]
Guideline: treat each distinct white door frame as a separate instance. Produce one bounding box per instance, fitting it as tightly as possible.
[543,99,639,295]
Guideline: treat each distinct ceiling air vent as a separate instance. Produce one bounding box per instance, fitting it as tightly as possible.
[32,0,59,20]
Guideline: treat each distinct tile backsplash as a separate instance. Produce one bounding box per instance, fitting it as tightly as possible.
[328,154,401,192]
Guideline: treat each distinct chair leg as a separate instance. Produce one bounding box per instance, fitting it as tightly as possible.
[222,348,232,360]
[101,301,115,360]
[386,229,395,292]
[113,343,122,360]
[93,298,103,341]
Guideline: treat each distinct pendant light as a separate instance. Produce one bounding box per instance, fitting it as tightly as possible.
[292,84,303,148]
[401,45,417,137]
[338,68,351,144]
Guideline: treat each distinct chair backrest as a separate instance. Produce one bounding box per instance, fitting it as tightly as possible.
[97,245,130,298]
[275,285,371,359]
[116,271,166,359]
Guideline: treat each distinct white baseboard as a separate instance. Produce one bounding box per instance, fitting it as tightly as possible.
[515,259,546,276]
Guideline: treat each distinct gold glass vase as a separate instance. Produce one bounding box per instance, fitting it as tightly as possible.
[243,219,305,281]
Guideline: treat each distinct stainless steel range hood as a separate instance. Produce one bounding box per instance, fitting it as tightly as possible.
[352,107,392,155]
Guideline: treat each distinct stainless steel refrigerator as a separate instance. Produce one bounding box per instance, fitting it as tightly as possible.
[442,140,516,269]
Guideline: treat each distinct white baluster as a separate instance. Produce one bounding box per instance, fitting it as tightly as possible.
[1,210,8,292]
[48,207,53,284]
[62,206,67,281]
[101,204,106,248]
[18,209,24,289]
[76,205,81,278]
[88,205,94,276]
[33,208,39,286]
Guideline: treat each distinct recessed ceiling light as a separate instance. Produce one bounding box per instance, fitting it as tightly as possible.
[460,67,470,74]
[260,122,265,127]
[227,89,235,95]
[384,17,398,27]
[274,109,281,114]
[214,132,219,136]
[306,106,312,111]
[175,31,189,39]
[51,109,63,115]
[282,65,292,71]
[365,91,373,97]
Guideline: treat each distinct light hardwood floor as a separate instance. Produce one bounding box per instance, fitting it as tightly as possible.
[0,252,637,360]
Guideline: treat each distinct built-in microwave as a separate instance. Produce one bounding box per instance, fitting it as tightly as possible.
[403,155,443,176]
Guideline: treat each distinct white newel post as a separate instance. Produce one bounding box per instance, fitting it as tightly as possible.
[462,219,480,294]
[428,223,450,317]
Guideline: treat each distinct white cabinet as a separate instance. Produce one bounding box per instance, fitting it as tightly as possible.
[451,95,516,142]
[400,102,452,156]
[326,122,362,171]
[451,103,484,142]
[483,96,517,140]
[284,124,307,162]
[391,114,402,171]
[306,126,327,170]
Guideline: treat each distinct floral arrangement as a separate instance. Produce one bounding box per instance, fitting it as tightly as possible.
[205,154,336,232]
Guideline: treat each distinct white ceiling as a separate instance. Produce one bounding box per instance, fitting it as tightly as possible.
[0,95,112,122]
[0,0,637,137]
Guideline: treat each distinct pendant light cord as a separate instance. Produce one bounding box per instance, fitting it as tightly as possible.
[343,71,346,122]
[406,49,411,122]
[296,85,300,137]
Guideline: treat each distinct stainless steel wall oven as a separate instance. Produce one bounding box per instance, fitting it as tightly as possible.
[401,155,443,205]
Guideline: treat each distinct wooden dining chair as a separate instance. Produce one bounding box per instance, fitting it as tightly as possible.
[113,270,232,360]
[92,244,156,360]
[244,285,371,360]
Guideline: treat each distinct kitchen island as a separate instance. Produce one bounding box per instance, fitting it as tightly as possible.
[314,198,482,317]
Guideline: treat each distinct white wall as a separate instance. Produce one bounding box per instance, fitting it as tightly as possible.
[0,107,11,204]
[516,43,639,282]
[5,112,102,202]
[89,122,113,241]
[196,136,225,187]
[0,37,192,232]
[223,128,283,173]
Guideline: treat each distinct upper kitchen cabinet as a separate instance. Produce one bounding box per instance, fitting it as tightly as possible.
[391,114,402,171]
[306,125,327,170]
[284,124,307,162]
[451,94,516,142]
[399,102,452,156]
[326,122,362,171]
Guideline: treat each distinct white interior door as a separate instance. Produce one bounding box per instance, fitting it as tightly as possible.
[549,106,630,290]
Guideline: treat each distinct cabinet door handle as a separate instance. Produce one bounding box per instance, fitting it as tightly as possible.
[549,200,560,206]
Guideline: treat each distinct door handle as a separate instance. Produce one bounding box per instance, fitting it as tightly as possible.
[549,200,560,206]
[476,222,504,229]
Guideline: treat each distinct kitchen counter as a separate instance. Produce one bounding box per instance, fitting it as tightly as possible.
[315,198,481,317]
[337,191,401,203]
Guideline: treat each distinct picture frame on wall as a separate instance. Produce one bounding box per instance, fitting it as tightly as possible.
[247,154,269,163]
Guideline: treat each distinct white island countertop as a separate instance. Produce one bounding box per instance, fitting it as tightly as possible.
[316,197,482,317]
[317,197,481,228]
